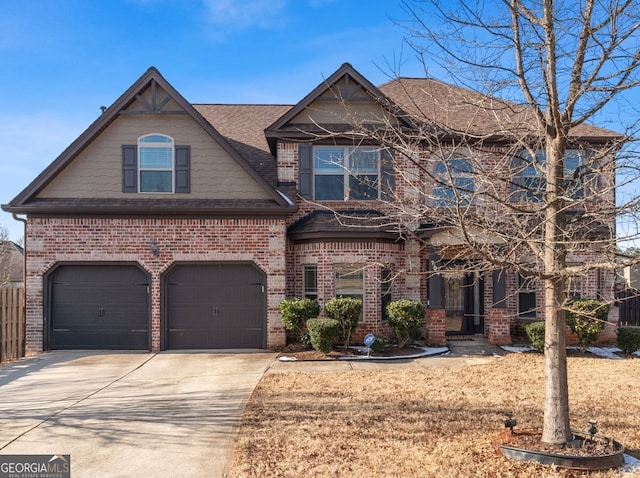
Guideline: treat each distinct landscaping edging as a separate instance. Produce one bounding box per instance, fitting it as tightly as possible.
[495,429,625,471]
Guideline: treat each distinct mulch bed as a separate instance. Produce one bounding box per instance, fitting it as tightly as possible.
[275,343,427,361]
[495,429,623,458]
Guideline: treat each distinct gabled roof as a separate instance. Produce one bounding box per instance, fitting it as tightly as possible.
[194,104,292,188]
[4,67,294,213]
[264,63,415,154]
[379,77,621,142]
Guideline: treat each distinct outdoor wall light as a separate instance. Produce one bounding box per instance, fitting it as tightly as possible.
[149,240,159,257]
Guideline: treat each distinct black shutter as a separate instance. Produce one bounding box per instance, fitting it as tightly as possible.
[381,149,395,200]
[428,252,444,309]
[175,145,190,193]
[492,269,507,308]
[298,143,312,199]
[122,145,137,193]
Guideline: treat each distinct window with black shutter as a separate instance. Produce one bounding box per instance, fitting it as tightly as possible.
[122,134,190,193]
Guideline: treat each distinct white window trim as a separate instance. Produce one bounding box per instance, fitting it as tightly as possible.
[433,156,475,207]
[138,133,175,193]
[313,146,382,201]
[334,264,365,322]
[512,149,588,201]
[303,264,318,299]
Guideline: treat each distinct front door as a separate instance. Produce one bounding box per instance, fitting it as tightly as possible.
[443,268,484,335]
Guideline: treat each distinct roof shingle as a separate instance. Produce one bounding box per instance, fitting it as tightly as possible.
[378,77,620,140]
[194,104,292,187]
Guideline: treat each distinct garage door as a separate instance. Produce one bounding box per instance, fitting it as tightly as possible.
[166,263,266,349]
[49,265,150,350]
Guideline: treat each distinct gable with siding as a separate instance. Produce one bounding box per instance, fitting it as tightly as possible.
[5,67,293,214]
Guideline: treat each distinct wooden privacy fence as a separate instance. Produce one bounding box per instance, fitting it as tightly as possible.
[617,288,640,327]
[1,287,24,362]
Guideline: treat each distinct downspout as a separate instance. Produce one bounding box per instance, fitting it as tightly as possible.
[12,213,27,357]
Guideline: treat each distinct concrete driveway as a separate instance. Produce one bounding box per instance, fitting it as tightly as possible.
[0,350,276,478]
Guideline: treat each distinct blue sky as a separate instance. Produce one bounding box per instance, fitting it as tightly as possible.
[0,0,428,240]
[1,1,638,243]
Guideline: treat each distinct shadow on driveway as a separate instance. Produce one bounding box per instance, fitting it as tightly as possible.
[0,350,276,478]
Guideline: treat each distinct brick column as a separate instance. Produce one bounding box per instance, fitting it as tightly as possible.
[487,308,512,345]
[425,309,446,346]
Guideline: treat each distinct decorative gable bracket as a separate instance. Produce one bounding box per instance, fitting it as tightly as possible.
[119,79,187,115]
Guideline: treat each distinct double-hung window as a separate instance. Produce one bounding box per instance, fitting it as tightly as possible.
[335,264,364,321]
[303,265,318,300]
[138,134,174,193]
[517,273,537,318]
[566,264,583,302]
[511,149,587,202]
[433,156,474,206]
[122,135,189,194]
[314,146,381,200]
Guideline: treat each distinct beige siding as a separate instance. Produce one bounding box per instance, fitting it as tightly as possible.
[38,114,271,200]
[289,99,397,125]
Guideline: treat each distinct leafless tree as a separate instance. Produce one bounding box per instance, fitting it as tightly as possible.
[386,0,640,446]
[301,0,640,447]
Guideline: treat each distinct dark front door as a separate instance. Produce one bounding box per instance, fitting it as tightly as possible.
[444,269,484,335]
[165,263,266,349]
[49,265,150,350]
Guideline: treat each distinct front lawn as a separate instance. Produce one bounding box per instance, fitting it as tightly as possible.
[229,353,639,477]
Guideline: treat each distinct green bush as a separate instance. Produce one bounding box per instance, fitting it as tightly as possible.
[617,327,640,354]
[306,318,339,354]
[566,299,609,352]
[385,299,425,347]
[370,335,389,353]
[278,298,320,343]
[525,321,545,352]
[324,297,362,350]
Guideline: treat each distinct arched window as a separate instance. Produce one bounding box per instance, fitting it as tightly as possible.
[138,134,174,193]
[433,156,474,206]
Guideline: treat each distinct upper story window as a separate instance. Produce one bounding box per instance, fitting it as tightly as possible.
[122,135,190,194]
[433,156,475,207]
[138,134,174,193]
[511,149,587,202]
[313,146,381,200]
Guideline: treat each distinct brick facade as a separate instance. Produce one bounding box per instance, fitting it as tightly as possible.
[8,65,620,354]
[24,217,288,354]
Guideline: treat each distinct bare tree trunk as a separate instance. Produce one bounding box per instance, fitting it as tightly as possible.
[542,278,571,444]
[541,137,571,444]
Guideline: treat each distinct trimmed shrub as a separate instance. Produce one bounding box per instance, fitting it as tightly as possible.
[278,298,320,343]
[525,321,545,352]
[617,327,640,354]
[386,299,425,347]
[370,335,389,353]
[324,297,362,350]
[306,318,339,354]
[566,299,609,352]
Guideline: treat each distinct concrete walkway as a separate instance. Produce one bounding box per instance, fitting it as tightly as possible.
[0,350,276,478]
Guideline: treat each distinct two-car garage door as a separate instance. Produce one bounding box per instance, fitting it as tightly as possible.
[48,263,266,350]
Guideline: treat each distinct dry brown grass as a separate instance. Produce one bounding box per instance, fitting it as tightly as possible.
[229,353,640,477]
